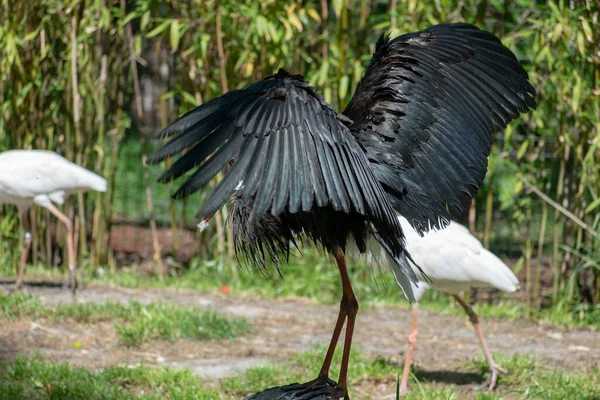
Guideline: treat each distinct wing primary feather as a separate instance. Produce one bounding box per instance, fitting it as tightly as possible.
[288,122,303,214]
[271,126,291,215]
[296,122,316,213]
[156,92,242,139]
[157,120,236,182]
[173,132,247,199]
[321,137,351,212]
[248,132,279,222]
[197,138,260,219]
[240,132,270,204]
[303,124,328,208]
[334,143,364,214]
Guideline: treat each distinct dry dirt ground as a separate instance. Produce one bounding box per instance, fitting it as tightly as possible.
[1,283,599,398]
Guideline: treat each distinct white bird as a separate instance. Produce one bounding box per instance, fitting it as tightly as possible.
[0,150,107,293]
[364,216,519,394]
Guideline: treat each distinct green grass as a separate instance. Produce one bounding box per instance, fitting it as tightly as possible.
[467,352,600,400]
[0,292,250,346]
[220,345,399,396]
[83,250,599,330]
[224,349,600,399]
[3,247,599,330]
[1,349,598,399]
[0,353,219,400]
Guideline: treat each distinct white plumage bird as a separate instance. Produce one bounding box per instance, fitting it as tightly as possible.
[0,150,107,293]
[390,216,519,394]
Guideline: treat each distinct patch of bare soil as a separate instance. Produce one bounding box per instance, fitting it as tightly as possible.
[1,283,599,398]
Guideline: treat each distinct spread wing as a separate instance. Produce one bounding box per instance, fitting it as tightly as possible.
[344,23,536,234]
[147,69,398,234]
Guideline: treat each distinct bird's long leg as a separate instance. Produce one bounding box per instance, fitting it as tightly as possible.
[15,209,32,288]
[319,298,348,378]
[45,203,77,295]
[453,295,506,391]
[399,302,419,395]
[334,247,358,398]
[283,248,356,399]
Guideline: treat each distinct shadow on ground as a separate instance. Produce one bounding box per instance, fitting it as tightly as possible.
[414,369,484,386]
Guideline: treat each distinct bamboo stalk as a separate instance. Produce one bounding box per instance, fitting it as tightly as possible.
[337,0,348,109]
[525,207,533,320]
[45,211,51,267]
[216,5,228,92]
[359,0,369,29]
[533,202,547,317]
[552,158,566,302]
[390,0,397,31]
[483,188,493,249]
[321,0,329,62]
[143,154,166,277]
[30,209,38,266]
[520,177,599,241]
[92,54,108,265]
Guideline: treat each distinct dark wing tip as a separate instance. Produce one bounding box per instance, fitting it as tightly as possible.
[375,32,391,54]
[274,68,304,82]
[146,151,167,165]
[154,127,179,139]
[173,185,193,200]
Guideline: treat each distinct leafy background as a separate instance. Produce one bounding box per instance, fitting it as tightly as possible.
[0,0,598,321]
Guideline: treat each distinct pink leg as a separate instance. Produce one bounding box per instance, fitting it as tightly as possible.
[15,210,32,288]
[399,302,419,395]
[453,295,506,391]
[45,203,77,295]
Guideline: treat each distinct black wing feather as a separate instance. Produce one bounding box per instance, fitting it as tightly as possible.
[271,126,291,215]
[344,23,536,234]
[148,69,404,247]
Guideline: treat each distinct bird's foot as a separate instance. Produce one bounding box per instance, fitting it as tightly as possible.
[10,281,28,295]
[66,269,78,296]
[245,374,346,400]
[479,363,507,392]
[398,383,408,397]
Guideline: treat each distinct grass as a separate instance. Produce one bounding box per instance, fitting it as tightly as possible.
[467,352,600,400]
[79,250,598,330]
[224,349,600,399]
[0,353,219,400]
[2,349,597,399]
[0,292,250,346]
[220,345,400,396]
[4,251,599,331]
[7,249,599,330]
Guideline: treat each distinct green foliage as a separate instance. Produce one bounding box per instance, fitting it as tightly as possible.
[1,350,598,399]
[220,345,399,396]
[0,290,44,320]
[0,292,251,345]
[219,347,600,399]
[0,353,219,400]
[468,353,600,399]
[86,251,600,329]
[0,1,598,322]
[112,301,251,346]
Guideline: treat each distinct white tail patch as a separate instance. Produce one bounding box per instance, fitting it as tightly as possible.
[235,180,244,191]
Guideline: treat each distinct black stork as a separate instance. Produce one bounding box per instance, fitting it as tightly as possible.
[148,23,536,399]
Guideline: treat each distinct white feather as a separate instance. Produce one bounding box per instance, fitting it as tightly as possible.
[397,216,519,302]
[0,150,107,211]
[197,220,210,232]
[235,179,244,191]
[346,234,417,303]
